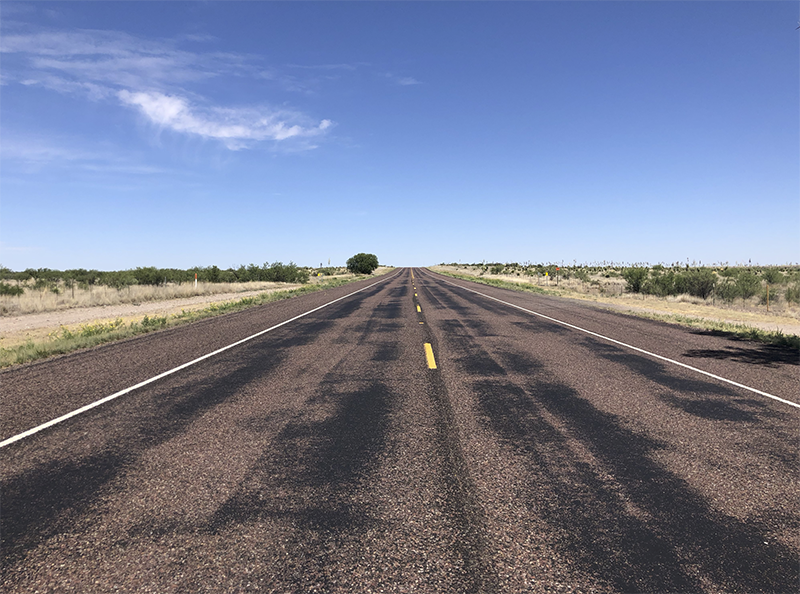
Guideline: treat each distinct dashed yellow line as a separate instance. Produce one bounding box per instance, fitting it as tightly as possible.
[416,304,421,313]
[424,343,437,369]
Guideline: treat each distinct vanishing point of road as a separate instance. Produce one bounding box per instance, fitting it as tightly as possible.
[2,268,798,593]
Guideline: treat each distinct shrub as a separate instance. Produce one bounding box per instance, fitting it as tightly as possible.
[759,288,780,306]
[762,269,785,285]
[263,261,308,283]
[674,268,716,299]
[104,271,137,289]
[490,264,505,275]
[346,253,379,275]
[0,282,24,296]
[643,271,675,297]
[622,267,648,293]
[140,315,167,329]
[785,283,800,304]
[573,269,590,283]
[133,266,163,286]
[735,271,760,302]
[714,280,739,304]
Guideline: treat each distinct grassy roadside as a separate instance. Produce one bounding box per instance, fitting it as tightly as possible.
[0,274,386,368]
[431,269,800,350]
[627,311,800,349]
[432,269,556,296]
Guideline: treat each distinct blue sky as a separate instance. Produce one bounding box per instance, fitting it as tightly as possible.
[1,1,798,270]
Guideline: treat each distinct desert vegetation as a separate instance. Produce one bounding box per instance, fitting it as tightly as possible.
[0,265,392,367]
[437,262,800,310]
[0,263,353,316]
[433,262,800,348]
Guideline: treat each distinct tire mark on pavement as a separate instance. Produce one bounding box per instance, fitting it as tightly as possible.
[0,335,294,567]
[415,280,500,593]
[422,275,799,592]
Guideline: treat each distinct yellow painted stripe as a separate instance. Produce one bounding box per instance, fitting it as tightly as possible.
[416,304,421,313]
[414,293,417,297]
[424,343,437,369]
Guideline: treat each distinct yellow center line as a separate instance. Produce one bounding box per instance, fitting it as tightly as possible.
[416,304,421,313]
[424,343,437,369]
[414,293,417,297]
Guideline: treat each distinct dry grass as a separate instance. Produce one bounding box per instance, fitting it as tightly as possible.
[0,272,387,316]
[0,280,303,315]
[431,266,800,336]
[0,268,395,367]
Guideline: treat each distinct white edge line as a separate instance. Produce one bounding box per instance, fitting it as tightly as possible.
[0,272,401,448]
[426,270,800,410]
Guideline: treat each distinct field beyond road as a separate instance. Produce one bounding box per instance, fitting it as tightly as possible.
[0,269,393,357]
[432,265,800,337]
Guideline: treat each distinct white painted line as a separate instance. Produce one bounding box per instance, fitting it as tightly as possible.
[0,272,401,448]
[429,272,800,410]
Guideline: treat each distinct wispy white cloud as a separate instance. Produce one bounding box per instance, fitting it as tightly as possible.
[117,90,332,149]
[1,28,334,151]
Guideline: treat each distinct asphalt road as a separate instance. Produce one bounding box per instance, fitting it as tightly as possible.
[2,268,798,593]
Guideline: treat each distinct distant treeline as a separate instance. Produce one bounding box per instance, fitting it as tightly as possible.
[0,262,311,288]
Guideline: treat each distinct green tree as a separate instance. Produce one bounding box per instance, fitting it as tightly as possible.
[622,267,648,293]
[346,253,379,274]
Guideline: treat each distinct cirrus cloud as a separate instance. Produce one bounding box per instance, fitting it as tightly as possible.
[117,90,333,150]
[1,27,334,151]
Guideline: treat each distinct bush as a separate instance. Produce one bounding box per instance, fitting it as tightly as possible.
[759,288,780,306]
[573,269,590,283]
[736,271,760,302]
[346,253,379,275]
[674,268,716,300]
[263,262,308,284]
[714,280,739,304]
[0,282,24,296]
[785,283,800,305]
[643,271,675,297]
[490,264,505,275]
[762,269,785,285]
[622,267,648,293]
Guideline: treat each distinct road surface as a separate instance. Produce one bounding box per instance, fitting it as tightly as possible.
[2,268,798,592]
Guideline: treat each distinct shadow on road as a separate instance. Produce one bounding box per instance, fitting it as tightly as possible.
[475,365,798,592]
